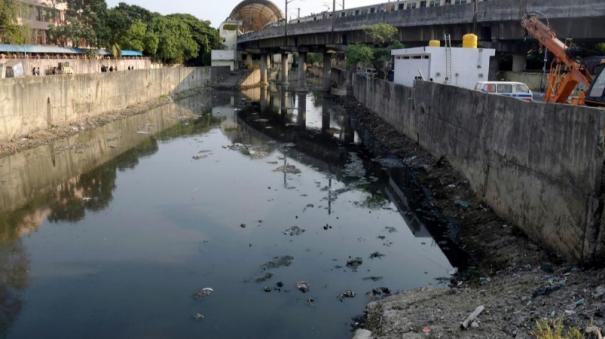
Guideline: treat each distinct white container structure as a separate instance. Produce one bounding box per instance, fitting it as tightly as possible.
[391,47,495,89]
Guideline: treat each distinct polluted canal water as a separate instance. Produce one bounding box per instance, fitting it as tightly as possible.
[0,88,454,339]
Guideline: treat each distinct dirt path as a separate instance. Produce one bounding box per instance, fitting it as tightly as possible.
[341,98,605,339]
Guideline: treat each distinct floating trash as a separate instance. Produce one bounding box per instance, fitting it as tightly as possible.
[193,287,214,299]
[338,289,356,302]
[296,281,310,293]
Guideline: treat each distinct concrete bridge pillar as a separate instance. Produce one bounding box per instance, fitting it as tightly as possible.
[512,54,527,73]
[260,55,269,86]
[323,53,332,91]
[297,52,307,90]
[281,52,290,85]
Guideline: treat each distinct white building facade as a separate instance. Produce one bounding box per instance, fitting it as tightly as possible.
[392,46,495,89]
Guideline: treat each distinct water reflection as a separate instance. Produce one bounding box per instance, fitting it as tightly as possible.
[0,94,227,338]
[0,89,453,339]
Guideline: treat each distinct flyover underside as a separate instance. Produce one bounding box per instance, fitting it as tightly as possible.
[239,16,605,54]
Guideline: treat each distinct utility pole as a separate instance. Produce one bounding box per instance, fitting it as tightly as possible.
[473,0,478,34]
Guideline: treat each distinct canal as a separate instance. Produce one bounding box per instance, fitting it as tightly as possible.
[0,87,453,339]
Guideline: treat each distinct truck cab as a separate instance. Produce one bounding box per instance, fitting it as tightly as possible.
[586,67,605,107]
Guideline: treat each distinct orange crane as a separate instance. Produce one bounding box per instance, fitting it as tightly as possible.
[521,15,605,106]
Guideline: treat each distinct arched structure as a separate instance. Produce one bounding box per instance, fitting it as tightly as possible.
[228,0,283,33]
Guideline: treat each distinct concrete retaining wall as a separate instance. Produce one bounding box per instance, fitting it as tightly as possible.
[353,75,605,262]
[0,66,227,141]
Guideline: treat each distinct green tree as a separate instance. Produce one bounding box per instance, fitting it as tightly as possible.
[149,16,198,64]
[364,23,398,46]
[0,0,25,43]
[48,0,107,47]
[166,14,221,65]
[346,44,375,68]
[119,20,147,52]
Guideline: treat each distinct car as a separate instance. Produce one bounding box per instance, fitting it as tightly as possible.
[475,81,534,102]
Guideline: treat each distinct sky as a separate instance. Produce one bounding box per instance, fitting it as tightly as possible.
[105,0,387,28]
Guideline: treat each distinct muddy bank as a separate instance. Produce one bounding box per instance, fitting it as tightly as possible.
[341,98,605,338]
[0,89,210,158]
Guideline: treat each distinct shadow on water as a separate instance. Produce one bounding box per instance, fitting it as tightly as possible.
[241,85,468,269]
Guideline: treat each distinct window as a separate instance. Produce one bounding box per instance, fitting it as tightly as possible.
[514,84,530,94]
[370,8,376,13]
[398,4,405,10]
[484,84,496,93]
[589,70,605,98]
[497,84,513,94]
[420,1,427,7]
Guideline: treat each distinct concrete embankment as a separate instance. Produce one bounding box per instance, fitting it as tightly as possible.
[353,75,605,263]
[0,66,230,142]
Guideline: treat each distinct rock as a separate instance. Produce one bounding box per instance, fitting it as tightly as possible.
[263,286,272,293]
[352,329,372,339]
[532,282,565,299]
[193,313,205,321]
[594,285,605,299]
[596,304,605,318]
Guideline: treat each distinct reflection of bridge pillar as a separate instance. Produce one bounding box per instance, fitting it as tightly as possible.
[321,104,330,134]
[281,52,289,85]
[323,53,332,91]
[297,52,307,90]
[343,114,355,144]
[260,54,268,86]
[512,54,527,73]
[297,92,307,128]
[280,88,287,118]
[260,86,268,112]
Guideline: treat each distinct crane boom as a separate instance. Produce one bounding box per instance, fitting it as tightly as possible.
[521,15,593,104]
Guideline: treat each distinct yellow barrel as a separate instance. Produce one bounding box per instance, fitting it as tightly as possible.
[463,33,478,48]
[428,40,441,47]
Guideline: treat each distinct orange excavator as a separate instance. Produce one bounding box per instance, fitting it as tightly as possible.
[521,15,605,107]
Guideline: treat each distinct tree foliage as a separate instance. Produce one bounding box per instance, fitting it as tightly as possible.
[46,1,219,64]
[0,0,26,43]
[347,24,404,79]
[364,23,398,46]
[346,44,375,68]
[48,0,108,47]
[149,16,198,64]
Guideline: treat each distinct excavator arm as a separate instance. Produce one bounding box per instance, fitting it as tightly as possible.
[521,15,593,104]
